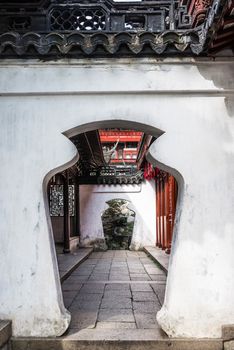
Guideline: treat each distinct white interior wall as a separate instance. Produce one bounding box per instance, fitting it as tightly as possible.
[79,181,156,250]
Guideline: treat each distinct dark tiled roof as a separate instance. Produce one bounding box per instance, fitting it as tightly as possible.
[0,0,232,57]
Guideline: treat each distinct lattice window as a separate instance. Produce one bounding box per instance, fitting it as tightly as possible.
[50,8,106,31]
[68,185,75,217]
[49,185,75,217]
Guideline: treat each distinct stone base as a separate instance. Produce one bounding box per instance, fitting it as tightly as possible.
[80,239,108,252]
[11,334,223,350]
[0,321,11,350]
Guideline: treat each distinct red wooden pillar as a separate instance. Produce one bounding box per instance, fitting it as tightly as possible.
[160,175,166,250]
[168,175,173,251]
[168,175,178,252]
[164,173,170,253]
[157,177,161,248]
[163,173,168,250]
[156,170,178,254]
[171,176,177,236]
[158,176,163,248]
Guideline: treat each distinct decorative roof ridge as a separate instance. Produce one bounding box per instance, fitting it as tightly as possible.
[0,29,204,56]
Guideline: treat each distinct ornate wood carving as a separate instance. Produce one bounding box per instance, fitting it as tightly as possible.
[0,0,224,56]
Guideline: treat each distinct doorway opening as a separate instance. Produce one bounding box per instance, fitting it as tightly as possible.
[47,122,178,337]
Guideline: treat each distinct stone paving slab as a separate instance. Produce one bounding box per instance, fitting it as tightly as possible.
[105,283,131,291]
[134,312,159,329]
[79,284,105,294]
[149,274,167,281]
[64,298,75,309]
[70,300,101,312]
[132,292,158,302]
[143,246,169,274]
[133,301,161,313]
[58,248,93,282]
[63,291,79,308]
[66,276,89,283]
[72,270,93,276]
[101,297,132,309]
[89,274,109,281]
[109,275,130,281]
[103,290,132,298]
[83,259,99,265]
[150,284,166,306]
[62,282,83,292]
[98,309,135,323]
[96,322,137,330]
[129,270,146,275]
[73,294,103,302]
[130,275,151,281]
[70,310,98,330]
[130,283,153,292]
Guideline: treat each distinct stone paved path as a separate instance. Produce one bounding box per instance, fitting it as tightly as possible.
[57,247,93,282]
[62,250,167,334]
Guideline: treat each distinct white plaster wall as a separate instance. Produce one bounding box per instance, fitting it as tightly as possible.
[0,58,233,338]
[79,181,156,250]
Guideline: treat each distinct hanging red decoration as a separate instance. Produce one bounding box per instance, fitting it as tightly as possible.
[144,162,156,180]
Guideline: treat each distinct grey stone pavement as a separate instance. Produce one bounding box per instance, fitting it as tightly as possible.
[144,246,169,274]
[57,247,93,282]
[62,250,167,337]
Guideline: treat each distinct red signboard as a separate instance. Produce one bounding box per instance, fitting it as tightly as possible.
[99,130,143,143]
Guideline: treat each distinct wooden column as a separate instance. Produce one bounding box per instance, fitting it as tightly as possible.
[156,171,178,254]
[63,171,71,253]
[164,173,170,253]
[168,175,173,252]
[160,176,165,249]
[171,176,177,238]
[163,174,167,250]
[75,181,80,237]
[158,177,162,248]
[156,178,160,247]
[168,175,178,252]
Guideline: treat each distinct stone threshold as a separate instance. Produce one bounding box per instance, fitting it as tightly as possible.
[143,246,169,275]
[0,321,11,349]
[73,280,166,284]
[11,334,224,350]
[222,324,234,342]
[58,248,93,283]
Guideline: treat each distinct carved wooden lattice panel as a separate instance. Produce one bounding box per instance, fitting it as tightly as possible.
[50,8,106,31]
[49,185,75,217]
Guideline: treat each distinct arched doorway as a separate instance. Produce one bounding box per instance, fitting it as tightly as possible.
[47,120,179,337]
